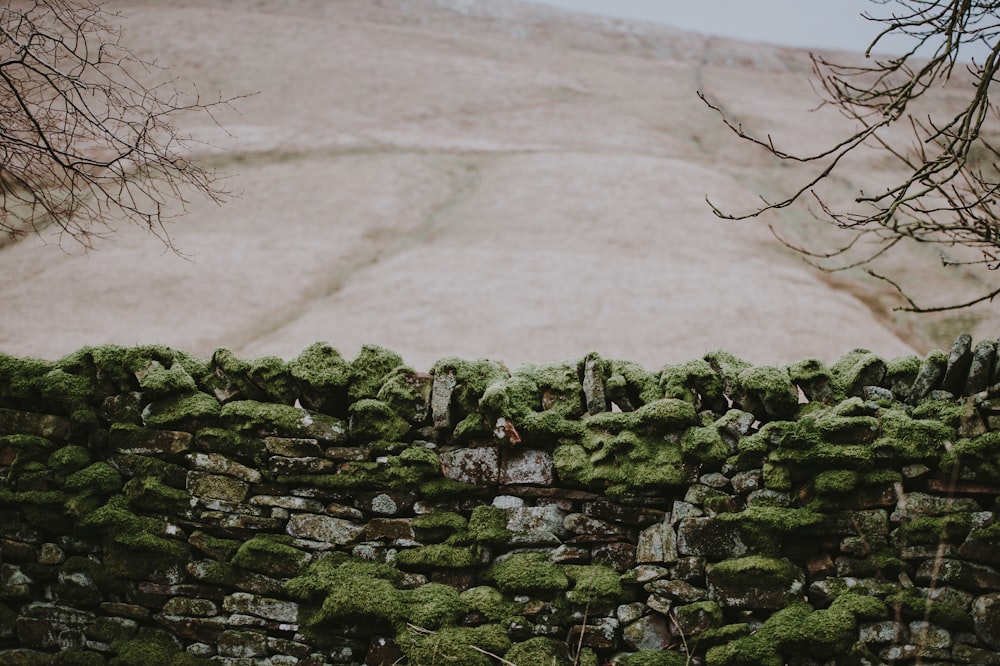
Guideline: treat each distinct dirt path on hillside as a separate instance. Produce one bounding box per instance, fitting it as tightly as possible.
[3,0,986,371]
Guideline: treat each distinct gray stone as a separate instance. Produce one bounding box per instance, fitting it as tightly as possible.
[507,505,568,538]
[909,621,951,648]
[440,446,499,485]
[217,629,268,658]
[286,514,363,545]
[630,565,669,584]
[269,456,337,474]
[431,369,457,429]
[671,501,703,522]
[583,354,607,415]
[645,579,706,603]
[677,517,747,560]
[730,470,762,495]
[501,449,553,485]
[973,593,1000,649]
[954,643,1000,665]
[223,593,298,624]
[858,620,908,645]
[916,558,1000,590]
[636,520,678,564]
[187,471,249,503]
[248,495,325,513]
[567,617,618,650]
[550,545,590,563]
[563,513,626,539]
[616,602,646,625]
[37,543,64,566]
[161,597,218,617]
[892,492,981,519]
[942,333,974,395]
[699,472,730,489]
[592,542,636,572]
[966,340,997,395]
[909,352,947,403]
[622,614,671,651]
[186,452,262,482]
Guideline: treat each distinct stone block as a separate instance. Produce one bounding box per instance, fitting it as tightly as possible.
[501,448,553,485]
[286,514,363,545]
[440,446,499,485]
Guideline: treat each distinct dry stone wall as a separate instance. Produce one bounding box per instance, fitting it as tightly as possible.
[1,337,1000,666]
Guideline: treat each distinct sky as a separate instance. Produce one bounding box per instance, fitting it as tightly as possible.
[529,0,984,58]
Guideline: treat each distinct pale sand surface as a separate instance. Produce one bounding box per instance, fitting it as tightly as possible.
[1,0,994,371]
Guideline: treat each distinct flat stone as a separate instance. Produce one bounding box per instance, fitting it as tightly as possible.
[563,513,626,539]
[217,629,269,658]
[187,471,248,503]
[324,446,368,461]
[909,620,951,648]
[268,455,336,475]
[223,592,298,624]
[592,542,636,572]
[0,408,72,440]
[286,514,363,545]
[581,500,664,528]
[858,620,908,644]
[567,617,618,650]
[893,492,981,519]
[622,614,671,651]
[501,448,553,485]
[916,558,1000,590]
[365,518,415,543]
[113,427,192,455]
[550,545,590,563]
[677,517,747,560]
[263,437,323,458]
[636,520,678,564]
[507,505,569,538]
[186,452,262,482]
[161,597,219,617]
[440,446,499,485]
[248,495,326,513]
[974,593,1000,649]
[645,579,707,603]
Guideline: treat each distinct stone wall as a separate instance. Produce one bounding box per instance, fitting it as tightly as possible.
[1,337,1000,666]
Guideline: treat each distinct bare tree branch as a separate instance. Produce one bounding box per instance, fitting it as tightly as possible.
[702,0,1000,313]
[0,0,243,252]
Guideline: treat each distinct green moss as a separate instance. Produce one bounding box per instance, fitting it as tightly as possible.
[246,355,298,404]
[885,354,921,392]
[111,626,207,665]
[659,359,724,409]
[564,564,622,604]
[53,652,106,666]
[287,556,404,630]
[348,398,410,443]
[378,367,433,425]
[350,344,405,400]
[830,349,886,398]
[681,425,729,468]
[194,427,266,462]
[737,365,799,420]
[813,469,859,495]
[505,637,572,666]
[885,588,973,630]
[418,477,485,499]
[404,582,467,630]
[289,342,352,415]
[432,357,510,421]
[452,412,490,441]
[188,530,241,560]
[399,624,511,666]
[142,392,220,430]
[553,443,595,486]
[63,462,117,494]
[81,496,187,579]
[413,511,467,542]
[395,544,481,570]
[48,445,91,478]
[133,359,198,397]
[123,476,192,514]
[220,399,310,435]
[464,506,512,545]
[633,398,698,434]
[625,651,688,666]
[892,514,973,546]
[459,586,518,622]
[490,553,569,594]
[231,535,310,578]
[710,556,802,590]
[874,407,956,460]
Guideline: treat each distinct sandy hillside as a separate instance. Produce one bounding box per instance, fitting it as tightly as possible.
[1,0,994,371]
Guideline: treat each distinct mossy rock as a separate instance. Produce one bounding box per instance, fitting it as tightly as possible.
[872,407,955,461]
[378,367,433,425]
[707,557,804,610]
[464,505,512,545]
[459,586,518,622]
[220,400,345,442]
[208,349,298,404]
[395,544,481,570]
[141,391,220,431]
[48,445,91,479]
[404,582,468,630]
[52,651,106,666]
[490,553,569,595]
[633,399,698,434]
[231,535,310,578]
[885,588,974,630]
[624,651,688,666]
[413,511,467,542]
[830,349,887,399]
[289,342,352,415]
[349,344,405,401]
[735,365,799,421]
[505,637,572,666]
[123,476,192,514]
[432,357,510,423]
[681,425,729,469]
[110,626,207,665]
[563,564,622,605]
[348,398,410,443]
[659,359,725,411]
[287,556,403,626]
[398,623,511,666]
[605,359,663,411]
